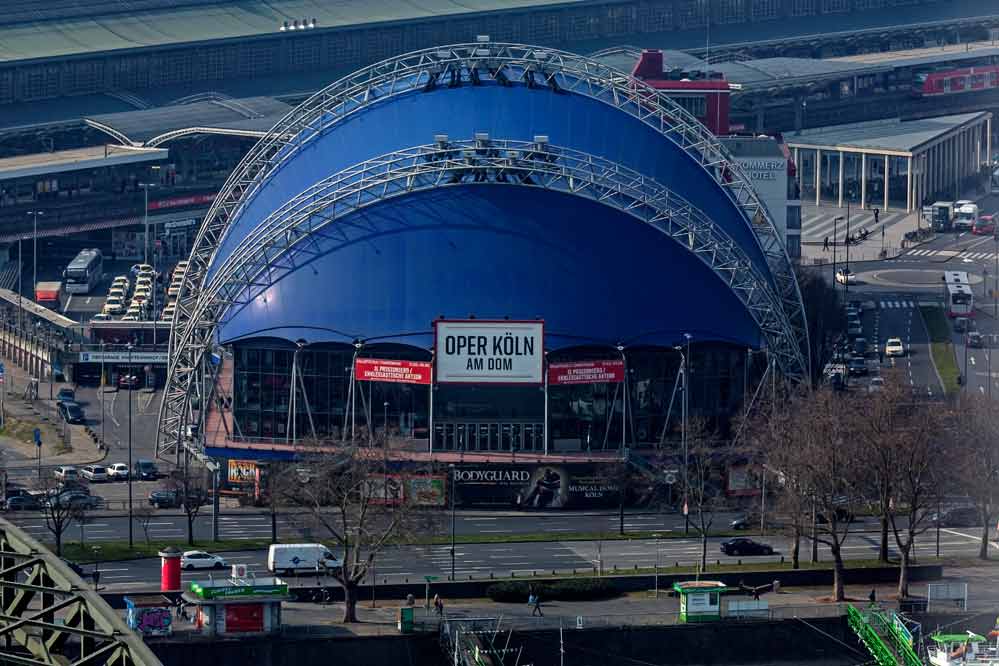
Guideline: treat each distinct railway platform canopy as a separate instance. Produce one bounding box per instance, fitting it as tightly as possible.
[785,111,992,213]
[0,144,167,181]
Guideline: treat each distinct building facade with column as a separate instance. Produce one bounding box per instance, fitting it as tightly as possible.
[786,112,992,213]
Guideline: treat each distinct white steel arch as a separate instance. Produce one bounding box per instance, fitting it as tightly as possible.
[157,41,810,458]
[158,138,806,458]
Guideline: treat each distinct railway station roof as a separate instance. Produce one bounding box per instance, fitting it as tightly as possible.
[84,96,291,146]
[0,144,168,181]
[784,111,990,157]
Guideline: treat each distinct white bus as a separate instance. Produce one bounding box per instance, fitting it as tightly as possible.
[944,271,973,317]
[63,249,103,295]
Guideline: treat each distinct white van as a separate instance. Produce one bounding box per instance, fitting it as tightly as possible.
[267,544,341,575]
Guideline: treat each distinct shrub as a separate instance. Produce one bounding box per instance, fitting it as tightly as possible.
[486,578,618,603]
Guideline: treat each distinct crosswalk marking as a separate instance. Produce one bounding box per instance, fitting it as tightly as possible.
[801,208,907,241]
[879,300,916,309]
[903,248,999,261]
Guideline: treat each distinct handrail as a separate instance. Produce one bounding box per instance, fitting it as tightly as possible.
[847,604,897,666]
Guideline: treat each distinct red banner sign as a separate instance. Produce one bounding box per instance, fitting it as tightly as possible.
[355,358,432,385]
[147,193,216,211]
[548,360,625,385]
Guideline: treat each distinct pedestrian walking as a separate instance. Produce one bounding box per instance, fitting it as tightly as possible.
[869,589,877,604]
[873,208,880,225]
[530,593,543,617]
[433,593,443,616]
[823,236,829,252]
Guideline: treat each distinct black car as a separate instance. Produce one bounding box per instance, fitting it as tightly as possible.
[848,358,868,376]
[57,400,85,424]
[134,460,159,480]
[5,495,41,511]
[853,338,868,357]
[729,513,761,530]
[720,538,774,556]
[56,388,76,403]
[931,507,980,528]
[148,489,180,509]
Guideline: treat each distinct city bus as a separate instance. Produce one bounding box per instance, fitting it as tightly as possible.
[944,271,973,317]
[63,249,103,294]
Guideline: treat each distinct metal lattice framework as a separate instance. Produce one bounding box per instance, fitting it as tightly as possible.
[0,518,163,666]
[158,138,806,457]
[157,40,809,458]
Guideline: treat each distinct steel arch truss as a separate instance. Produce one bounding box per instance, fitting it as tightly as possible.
[158,139,807,457]
[0,518,163,666]
[160,42,807,447]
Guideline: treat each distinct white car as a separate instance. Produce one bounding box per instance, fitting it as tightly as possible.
[91,312,112,322]
[885,338,906,357]
[868,376,886,393]
[181,550,227,571]
[53,466,78,481]
[835,268,856,285]
[107,463,130,480]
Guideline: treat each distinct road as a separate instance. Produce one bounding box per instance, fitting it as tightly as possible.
[77,525,997,591]
[7,508,741,543]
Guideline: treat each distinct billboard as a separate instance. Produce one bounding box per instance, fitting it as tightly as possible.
[366,474,446,506]
[78,351,168,364]
[228,460,257,484]
[452,464,619,509]
[355,358,431,385]
[549,360,624,385]
[435,320,543,384]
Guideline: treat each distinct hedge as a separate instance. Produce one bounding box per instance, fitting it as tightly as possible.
[486,578,619,603]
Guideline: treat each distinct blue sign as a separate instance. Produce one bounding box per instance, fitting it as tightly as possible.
[33,428,41,447]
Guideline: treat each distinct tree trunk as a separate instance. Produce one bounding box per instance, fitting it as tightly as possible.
[271,511,278,543]
[54,530,62,557]
[700,533,708,573]
[980,522,991,560]
[187,514,195,546]
[342,580,358,623]
[791,524,801,570]
[879,512,890,563]
[897,544,911,600]
[831,544,846,601]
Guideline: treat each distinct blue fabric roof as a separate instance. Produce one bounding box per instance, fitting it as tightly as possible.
[215,186,762,351]
[210,81,770,281]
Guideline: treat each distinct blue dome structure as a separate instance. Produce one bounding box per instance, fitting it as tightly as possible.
[157,42,808,459]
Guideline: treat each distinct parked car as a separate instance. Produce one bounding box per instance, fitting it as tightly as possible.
[931,507,981,528]
[720,538,774,556]
[56,388,75,403]
[181,550,227,570]
[148,489,180,509]
[79,465,109,482]
[729,513,762,530]
[57,401,85,424]
[107,463,130,480]
[53,466,78,482]
[5,495,41,511]
[267,543,342,575]
[867,376,885,393]
[134,459,159,480]
[853,338,869,356]
[48,491,100,510]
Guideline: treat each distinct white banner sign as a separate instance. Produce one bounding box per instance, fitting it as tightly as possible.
[435,320,543,384]
[79,351,168,364]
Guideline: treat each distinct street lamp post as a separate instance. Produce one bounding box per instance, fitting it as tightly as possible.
[383,401,389,442]
[653,533,661,598]
[16,237,22,332]
[127,343,134,547]
[27,211,42,307]
[92,545,102,591]
[683,333,691,535]
[99,341,105,451]
[448,464,456,581]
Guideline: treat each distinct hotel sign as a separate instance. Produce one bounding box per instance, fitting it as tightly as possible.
[434,320,544,384]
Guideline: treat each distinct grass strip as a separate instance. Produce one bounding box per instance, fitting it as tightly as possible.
[920,306,960,394]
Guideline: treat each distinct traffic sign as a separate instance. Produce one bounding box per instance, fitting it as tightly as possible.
[33,428,41,447]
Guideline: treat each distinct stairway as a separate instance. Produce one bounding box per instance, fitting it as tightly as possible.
[847,605,924,666]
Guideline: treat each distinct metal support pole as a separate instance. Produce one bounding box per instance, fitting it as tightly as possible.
[127,344,134,548]
[654,534,661,598]
[449,464,456,581]
[760,468,766,536]
[935,497,941,558]
[100,342,105,449]
[143,186,149,265]
[428,351,435,454]
[618,345,627,453]
[16,238,21,333]
[845,202,851,302]
[543,351,549,456]
[212,466,220,542]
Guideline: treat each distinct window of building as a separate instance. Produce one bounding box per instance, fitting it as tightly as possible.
[673,95,708,117]
[786,204,802,230]
[789,0,816,16]
[750,0,780,20]
[822,0,850,12]
[786,234,802,260]
[717,0,746,24]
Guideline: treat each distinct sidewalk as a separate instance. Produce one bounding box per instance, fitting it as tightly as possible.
[800,202,928,266]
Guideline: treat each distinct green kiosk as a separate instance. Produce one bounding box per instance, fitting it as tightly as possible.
[673,581,730,622]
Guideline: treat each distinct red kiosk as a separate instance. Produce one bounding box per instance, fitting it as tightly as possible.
[159,546,182,592]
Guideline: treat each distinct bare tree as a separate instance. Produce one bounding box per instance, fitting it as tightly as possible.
[164,459,209,547]
[274,447,443,622]
[953,394,999,560]
[683,420,727,573]
[764,388,864,601]
[134,505,156,545]
[34,477,78,557]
